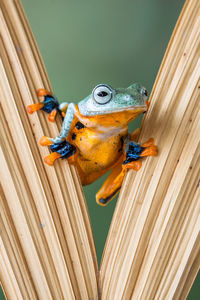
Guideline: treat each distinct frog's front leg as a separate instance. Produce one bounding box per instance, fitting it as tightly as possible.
[27,88,68,122]
[39,103,76,165]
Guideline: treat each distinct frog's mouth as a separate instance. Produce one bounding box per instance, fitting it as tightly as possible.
[76,104,147,128]
[97,104,147,115]
[78,100,147,117]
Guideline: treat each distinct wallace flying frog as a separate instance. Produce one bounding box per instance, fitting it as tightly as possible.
[27,83,158,206]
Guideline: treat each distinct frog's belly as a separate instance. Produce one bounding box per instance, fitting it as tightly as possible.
[73,130,124,184]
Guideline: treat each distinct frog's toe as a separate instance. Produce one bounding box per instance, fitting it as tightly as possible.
[37,88,52,97]
[48,109,57,122]
[44,152,61,166]
[140,145,158,157]
[140,138,158,157]
[141,138,154,148]
[122,160,142,171]
[40,136,53,146]
[27,103,44,114]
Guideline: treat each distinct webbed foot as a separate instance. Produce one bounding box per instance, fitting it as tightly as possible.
[40,137,76,166]
[96,138,157,206]
[123,138,158,169]
[27,88,60,122]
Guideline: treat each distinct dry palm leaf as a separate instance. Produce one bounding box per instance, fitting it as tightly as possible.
[100,0,200,299]
[0,0,98,299]
[0,0,199,299]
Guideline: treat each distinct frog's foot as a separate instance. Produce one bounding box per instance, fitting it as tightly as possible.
[40,138,76,166]
[96,164,124,206]
[123,138,158,169]
[140,138,158,157]
[27,89,60,122]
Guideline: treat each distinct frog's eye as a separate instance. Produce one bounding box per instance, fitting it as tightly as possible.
[92,84,113,104]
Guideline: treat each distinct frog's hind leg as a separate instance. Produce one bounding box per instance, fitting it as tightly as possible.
[40,137,76,166]
[96,163,125,206]
[96,137,158,206]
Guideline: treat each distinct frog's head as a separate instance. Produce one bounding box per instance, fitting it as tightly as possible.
[78,83,148,125]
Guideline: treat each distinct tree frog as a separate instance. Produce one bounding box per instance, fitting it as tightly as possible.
[27,83,157,206]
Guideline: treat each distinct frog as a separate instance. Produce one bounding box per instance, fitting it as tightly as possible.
[27,83,158,206]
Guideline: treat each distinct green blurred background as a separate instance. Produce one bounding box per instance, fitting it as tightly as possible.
[1,0,199,299]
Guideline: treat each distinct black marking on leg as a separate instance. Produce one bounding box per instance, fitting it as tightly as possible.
[71,133,76,140]
[118,137,124,152]
[50,140,76,159]
[75,121,85,130]
[123,142,144,165]
[41,95,60,113]
[99,188,120,205]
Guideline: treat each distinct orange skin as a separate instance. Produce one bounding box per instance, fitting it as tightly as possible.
[67,105,144,185]
[43,105,157,205]
[27,88,158,206]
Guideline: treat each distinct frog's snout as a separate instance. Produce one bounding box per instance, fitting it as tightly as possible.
[139,87,148,111]
[140,87,148,99]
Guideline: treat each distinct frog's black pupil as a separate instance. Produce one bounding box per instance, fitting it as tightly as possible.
[97,91,108,97]
[144,89,148,96]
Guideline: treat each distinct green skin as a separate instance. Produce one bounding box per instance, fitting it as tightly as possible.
[54,83,147,143]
